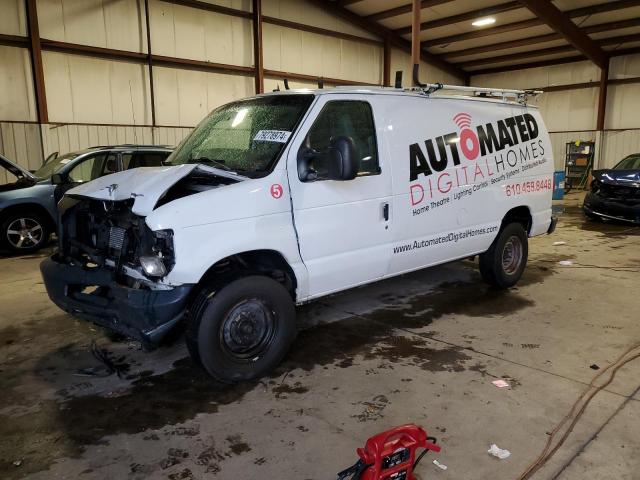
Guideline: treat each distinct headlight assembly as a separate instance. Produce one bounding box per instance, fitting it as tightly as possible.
[139,255,167,277]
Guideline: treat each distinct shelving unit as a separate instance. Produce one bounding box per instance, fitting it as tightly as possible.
[564,141,595,191]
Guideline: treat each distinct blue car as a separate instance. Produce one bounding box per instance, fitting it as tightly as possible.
[0,145,172,253]
[583,153,640,224]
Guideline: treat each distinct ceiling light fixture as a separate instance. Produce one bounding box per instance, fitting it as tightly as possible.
[472,17,496,27]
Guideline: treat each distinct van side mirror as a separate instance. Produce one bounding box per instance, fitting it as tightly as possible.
[51,173,65,185]
[326,136,358,181]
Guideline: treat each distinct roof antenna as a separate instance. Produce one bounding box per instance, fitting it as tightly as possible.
[394,70,403,88]
[283,78,290,90]
[318,77,324,89]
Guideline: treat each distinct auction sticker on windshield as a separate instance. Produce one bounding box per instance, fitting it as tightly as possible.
[254,130,291,143]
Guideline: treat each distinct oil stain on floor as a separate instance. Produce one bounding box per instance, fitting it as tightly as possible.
[0,265,558,478]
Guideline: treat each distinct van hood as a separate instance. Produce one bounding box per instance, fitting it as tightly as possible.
[67,164,246,215]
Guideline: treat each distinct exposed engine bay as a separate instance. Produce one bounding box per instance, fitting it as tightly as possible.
[56,169,240,290]
[58,197,175,289]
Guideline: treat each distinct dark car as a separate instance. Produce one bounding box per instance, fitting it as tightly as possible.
[0,145,172,253]
[583,153,640,224]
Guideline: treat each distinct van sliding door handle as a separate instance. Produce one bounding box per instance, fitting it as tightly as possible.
[383,203,389,221]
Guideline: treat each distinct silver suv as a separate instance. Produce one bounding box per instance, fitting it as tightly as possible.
[0,145,172,253]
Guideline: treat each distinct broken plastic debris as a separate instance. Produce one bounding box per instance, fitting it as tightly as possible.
[488,444,511,460]
[13,460,22,467]
[433,459,448,470]
[552,241,566,246]
[558,260,573,266]
[492,379,510,388]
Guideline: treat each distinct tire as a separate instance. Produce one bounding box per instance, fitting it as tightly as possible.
[186,275,296,383]
[1,211,51,253]
[479,222,528,289]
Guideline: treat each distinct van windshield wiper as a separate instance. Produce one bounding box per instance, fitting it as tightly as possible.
[188,157,232,171]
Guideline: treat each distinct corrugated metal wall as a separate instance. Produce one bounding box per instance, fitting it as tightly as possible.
[548,131,596,171]
[9,0,640,180]
[0,122,43,181]
[39,124,192,155]
[601,129,640,168]
[3,0,445,174]
[471,55,640,171]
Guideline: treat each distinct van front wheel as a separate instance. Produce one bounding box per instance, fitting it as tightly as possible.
[186,276,296,383]
[479,223,528,289]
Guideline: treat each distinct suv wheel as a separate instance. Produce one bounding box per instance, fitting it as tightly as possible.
[479,222,528,289]
[186,275,296,383]
[1,212,50,253]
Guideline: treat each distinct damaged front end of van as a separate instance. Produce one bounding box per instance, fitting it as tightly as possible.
[40,164,244,346]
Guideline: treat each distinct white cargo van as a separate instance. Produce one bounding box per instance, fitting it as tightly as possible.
[41,85,556,382]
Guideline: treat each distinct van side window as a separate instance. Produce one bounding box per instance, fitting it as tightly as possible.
[301,101,380,179]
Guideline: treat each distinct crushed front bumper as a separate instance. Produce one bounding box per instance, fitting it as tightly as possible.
[583,192,640,225]
[40,255,193,345]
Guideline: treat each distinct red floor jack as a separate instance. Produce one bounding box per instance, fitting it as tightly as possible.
[337,424,441,480]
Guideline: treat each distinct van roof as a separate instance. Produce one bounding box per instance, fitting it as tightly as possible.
[259,86,540,108]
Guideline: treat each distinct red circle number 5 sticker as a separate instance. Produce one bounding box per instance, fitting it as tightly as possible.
[270,184,283,199]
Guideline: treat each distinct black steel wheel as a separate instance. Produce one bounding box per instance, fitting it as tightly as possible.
[479,222,528,289]
[186,275,296,383]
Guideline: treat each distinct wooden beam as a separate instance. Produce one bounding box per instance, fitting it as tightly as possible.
[143,0,156,127]
[517,0,607,67]
[383,38,391,86]
[264,69,375,86]
[460,45,575,69]
[471,55,586,75]
[366,0,453,22]
[443,18,640,60]
[25,0,48,123]
[40,39,256,76]
[151,55,255,76]
[596,62,609,131]
[471,46,640,76]
[41,39,148,62]
[423,18,539,47]
[252,0,264,94]
[411,0,421,76]
[308,0,466,80]
[611,46,640,57]
[0,33,29,48]
[262,16,381,45]
[423,0,640,48]
[159,0,252,19]
[609,76,640,86]
[586,18,640,35]
[540,81,599,93]
[458,34,640,69]
[396,1,522,35]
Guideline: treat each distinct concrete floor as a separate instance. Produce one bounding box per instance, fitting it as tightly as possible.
[1,193,639,480]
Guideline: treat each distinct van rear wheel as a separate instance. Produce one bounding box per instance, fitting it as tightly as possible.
[479,222,528,289]
[186,276,296,383]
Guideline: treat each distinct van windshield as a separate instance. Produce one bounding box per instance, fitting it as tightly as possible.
[165,94,314,177]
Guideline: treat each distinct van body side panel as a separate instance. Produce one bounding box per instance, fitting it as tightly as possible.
[523,109,554,236]
[286,94,394,299]
[385,96,553,276]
